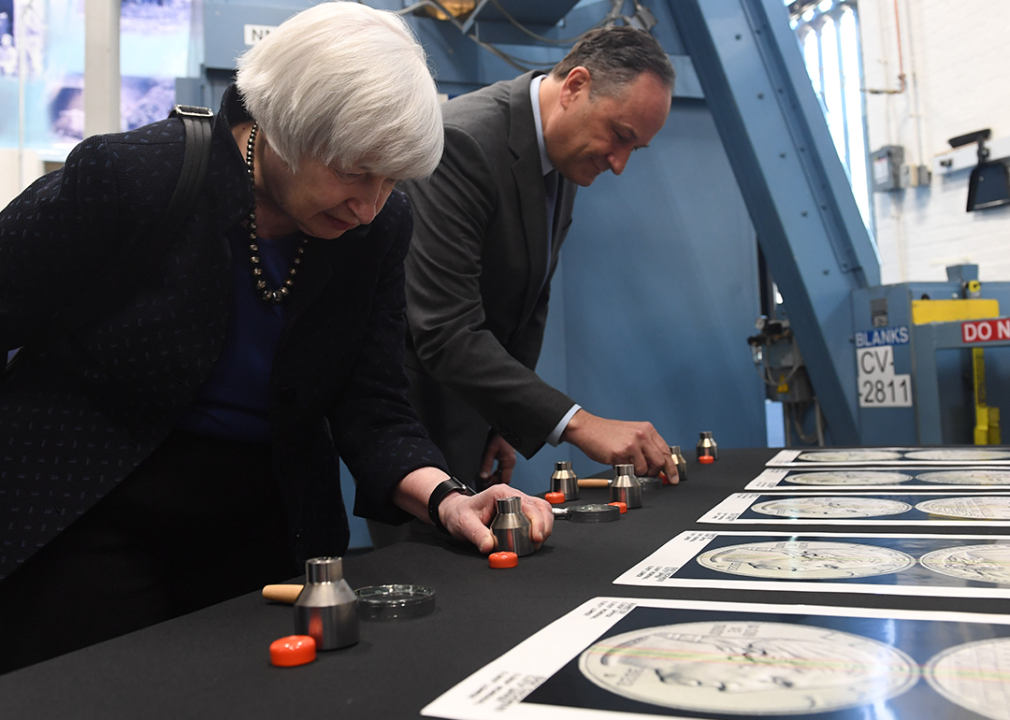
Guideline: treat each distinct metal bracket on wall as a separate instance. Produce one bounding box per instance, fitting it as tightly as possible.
[935,135,1010,176]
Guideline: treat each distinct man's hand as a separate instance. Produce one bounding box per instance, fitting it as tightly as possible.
[479,433,516,486]
[561,409,679,483]
[438,485,553,554]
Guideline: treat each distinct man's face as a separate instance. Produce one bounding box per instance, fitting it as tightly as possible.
[545,69,671,187]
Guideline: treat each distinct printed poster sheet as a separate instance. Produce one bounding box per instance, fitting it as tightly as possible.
[700,492,1010,526]
[747,467,1010,491]
[613,530,1010,599]
[422,596,1010,720]
[767,447,1010,467]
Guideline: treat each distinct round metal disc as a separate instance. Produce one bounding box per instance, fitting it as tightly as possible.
[355,584,435,621]
[566,504,620,523]
[637,476,663,491]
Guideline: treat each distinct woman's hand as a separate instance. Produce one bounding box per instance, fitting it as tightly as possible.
[438,484,553,553]
[394,468,553,554]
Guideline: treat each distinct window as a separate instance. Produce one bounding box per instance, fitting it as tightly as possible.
[2,0,191,153]
[790,0,873,235]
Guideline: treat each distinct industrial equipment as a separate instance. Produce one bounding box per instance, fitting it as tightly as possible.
[170,0,1007,458]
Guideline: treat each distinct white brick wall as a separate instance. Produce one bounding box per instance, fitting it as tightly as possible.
[859,0,1010,284]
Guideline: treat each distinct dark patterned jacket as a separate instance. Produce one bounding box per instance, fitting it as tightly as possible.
[0,87,446,579]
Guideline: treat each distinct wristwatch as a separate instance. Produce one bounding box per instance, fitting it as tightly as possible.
[427,477,476,535]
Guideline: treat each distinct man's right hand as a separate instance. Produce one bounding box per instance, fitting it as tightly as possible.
[478,433,516,486]
[560,409,679,483]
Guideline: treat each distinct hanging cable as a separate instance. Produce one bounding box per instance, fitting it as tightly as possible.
[474,39,557,72]
[790,404,821,445]
[396,0,553,71]
[396,0,650,73]
[486,0,622,45]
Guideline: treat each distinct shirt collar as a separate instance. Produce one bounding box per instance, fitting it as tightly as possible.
[529,74,555,177]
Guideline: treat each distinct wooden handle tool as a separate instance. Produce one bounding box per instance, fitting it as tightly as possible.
[262,584,303,604]
[576,478,610,488]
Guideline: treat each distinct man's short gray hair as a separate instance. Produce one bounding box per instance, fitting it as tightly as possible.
[236,2,443,179]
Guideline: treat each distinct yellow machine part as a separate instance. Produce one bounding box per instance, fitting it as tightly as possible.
[972,347,1002,445]
[912,296,1001,445]
[911,298,999,324]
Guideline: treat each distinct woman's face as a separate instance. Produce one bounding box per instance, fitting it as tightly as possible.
[257,138,397,240]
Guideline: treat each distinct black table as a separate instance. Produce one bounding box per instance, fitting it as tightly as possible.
[4,448,1008,719]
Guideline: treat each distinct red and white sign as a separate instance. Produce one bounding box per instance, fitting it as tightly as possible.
[962,318,1010,344]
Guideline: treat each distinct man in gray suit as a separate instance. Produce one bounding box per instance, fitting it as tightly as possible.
[402,26,679,490]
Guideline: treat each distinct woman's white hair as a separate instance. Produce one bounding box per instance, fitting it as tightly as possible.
[236,2,443,179]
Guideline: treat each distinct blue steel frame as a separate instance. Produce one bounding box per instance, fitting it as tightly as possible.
[664,0,881,444]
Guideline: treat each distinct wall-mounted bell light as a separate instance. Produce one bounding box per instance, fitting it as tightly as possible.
[949,129,1010,212]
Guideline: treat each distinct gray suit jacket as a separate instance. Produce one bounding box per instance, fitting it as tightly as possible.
[402,72,577,473]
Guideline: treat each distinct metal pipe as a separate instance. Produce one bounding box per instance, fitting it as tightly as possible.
[864,0,906,95]
[84,0,120,138]
[16,0,28,191]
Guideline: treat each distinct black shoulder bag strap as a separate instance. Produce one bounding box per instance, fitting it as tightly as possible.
[42,104,214,343]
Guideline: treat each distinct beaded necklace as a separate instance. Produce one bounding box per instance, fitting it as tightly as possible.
[244,122,307,304]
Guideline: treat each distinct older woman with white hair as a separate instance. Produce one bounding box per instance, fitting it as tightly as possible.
[0,1,552,673]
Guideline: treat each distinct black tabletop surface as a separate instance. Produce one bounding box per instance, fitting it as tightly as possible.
[4,448,1008,719]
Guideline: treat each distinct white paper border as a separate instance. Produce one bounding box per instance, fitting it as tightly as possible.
[745,466,1010,491]
[421,596,1010,720]
[613,530,1010,599]
[699,492,1010,526]
[766,447,1010,467]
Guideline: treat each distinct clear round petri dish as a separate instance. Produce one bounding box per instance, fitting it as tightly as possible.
[355,584,436,621]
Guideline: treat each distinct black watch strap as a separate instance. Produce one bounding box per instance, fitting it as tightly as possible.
[428,477,476,535]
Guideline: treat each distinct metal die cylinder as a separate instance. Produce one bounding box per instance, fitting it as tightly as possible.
[670,445,688,482]
[550,460,579,501]
[294,556,360,651]
[609,464,643,509]
[696,431,718,461]
[490,496,535,556]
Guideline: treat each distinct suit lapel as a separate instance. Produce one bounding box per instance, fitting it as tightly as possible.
[507,72,551,329]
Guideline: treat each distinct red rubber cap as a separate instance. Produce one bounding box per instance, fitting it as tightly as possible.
[489,551,519,569]
[545,492,566,504]
[699,455,715,464]
[608,501,628,514]
[270,635,316,667]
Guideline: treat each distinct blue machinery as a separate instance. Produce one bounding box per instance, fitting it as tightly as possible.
[665,0,1010,448]
[179,0,1010,465]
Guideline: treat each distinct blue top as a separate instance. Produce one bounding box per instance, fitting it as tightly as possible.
[177,226,301,442]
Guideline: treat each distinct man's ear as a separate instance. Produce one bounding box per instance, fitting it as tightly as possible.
[558,66,592,109]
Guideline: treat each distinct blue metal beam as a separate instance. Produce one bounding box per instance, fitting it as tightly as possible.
[664,0,881,444]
